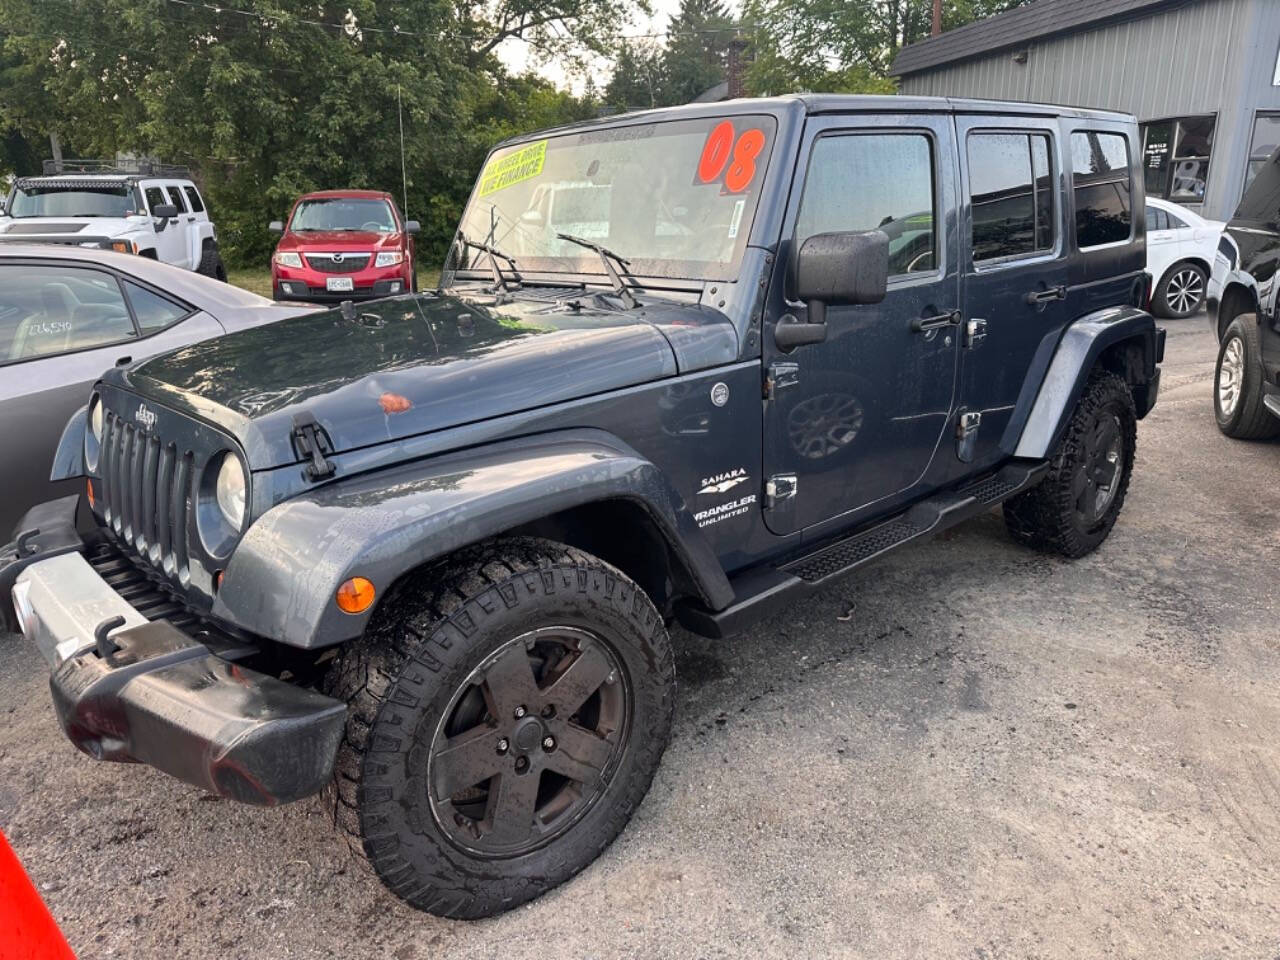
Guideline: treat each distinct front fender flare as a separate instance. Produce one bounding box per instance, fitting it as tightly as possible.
[50,405,87,481]
[1014,306,1159,459]
[213,430,732,649]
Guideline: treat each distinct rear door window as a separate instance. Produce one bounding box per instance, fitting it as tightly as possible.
[0,264,136,362]
[1071,132,1132,248]
[183,185,205,213]
[966,131,1056,263]
[1145,205,1167,231]
[123,280,189,334]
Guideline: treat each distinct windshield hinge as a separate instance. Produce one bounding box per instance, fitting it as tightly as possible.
[291,413,335,481]
[764,361,800,400]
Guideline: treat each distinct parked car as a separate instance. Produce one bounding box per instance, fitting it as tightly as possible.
[1205,150,1280,439]
[1144,196,1222,319]
[0,160,226,279]
[269,190,419,301]
[0,245,314,533]
[3,96,1162,921]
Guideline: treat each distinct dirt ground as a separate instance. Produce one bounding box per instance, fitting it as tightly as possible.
[2,312,1277,959]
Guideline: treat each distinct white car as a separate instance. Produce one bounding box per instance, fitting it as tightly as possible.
[1144,196,1223,319]
[0,161,225,279]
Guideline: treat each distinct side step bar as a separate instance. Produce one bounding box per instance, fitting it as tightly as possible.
[676,460,1048,638]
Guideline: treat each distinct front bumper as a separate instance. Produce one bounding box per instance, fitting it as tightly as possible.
[273,262,410,302]
[5,497,346,806]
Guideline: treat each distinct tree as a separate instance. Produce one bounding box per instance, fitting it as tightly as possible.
[740,0,1033,95]
[0,0,636,265]
[603,39,666,112]
[662,0,736,104]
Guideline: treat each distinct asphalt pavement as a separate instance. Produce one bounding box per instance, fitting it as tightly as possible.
[2,312,1278,959]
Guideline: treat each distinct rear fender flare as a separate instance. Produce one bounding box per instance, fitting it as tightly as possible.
[213,429,733,649]
[1014,306,1159,459]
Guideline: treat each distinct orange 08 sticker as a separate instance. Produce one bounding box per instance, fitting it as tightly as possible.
[697,122,766,193]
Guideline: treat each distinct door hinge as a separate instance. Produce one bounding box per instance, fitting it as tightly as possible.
[955,411,981,463]
[765,474,798,508]
[291,413,335,481]
[763,361,800,400]
[965,318,988,348]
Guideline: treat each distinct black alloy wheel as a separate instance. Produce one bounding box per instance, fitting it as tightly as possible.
[428,625,630,859]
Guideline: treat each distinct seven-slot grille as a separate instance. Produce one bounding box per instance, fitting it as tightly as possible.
[304,252,370,273]
[97,407,196,584]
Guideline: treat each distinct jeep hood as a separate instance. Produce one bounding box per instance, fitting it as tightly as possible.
[112,290,738,469]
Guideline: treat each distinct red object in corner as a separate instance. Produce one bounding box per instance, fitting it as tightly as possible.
[0,832,74,959]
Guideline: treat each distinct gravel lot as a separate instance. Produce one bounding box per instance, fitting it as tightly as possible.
[2,313,1278,959]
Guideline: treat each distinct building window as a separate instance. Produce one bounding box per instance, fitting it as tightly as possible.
[1140,115,1214,202]
[1243,112,1280,197]
[1071,131,1132,249]
[966,131,1055,263]
[796,132,937,276]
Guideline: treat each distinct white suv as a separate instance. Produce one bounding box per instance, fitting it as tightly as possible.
[0,162,224,279]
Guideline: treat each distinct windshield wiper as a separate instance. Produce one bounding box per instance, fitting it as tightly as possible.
[458,234,522,295]
[556,233,639,309]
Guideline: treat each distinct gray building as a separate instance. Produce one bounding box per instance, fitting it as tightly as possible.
[890,0,1280,221]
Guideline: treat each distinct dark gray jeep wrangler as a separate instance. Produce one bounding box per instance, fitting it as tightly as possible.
[2,96,1163,918]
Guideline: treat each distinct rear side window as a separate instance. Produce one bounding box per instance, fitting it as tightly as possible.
[143,187,167,213]
[1145,205,1167,231]
[967,132,1055,263]
[123,280,188,334]
[795,132,937,276]
[183,185,205,213]
[1072,132,1132,248]
[0,264,136,362]
[165,186,188,213]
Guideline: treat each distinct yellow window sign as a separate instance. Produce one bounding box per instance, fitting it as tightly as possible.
[478,140,547,197]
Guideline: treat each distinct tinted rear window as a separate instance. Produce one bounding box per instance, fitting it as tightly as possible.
[967,131,1055,263]
[1071,132,1132,248]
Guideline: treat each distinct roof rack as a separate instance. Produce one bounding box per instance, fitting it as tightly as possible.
[42,158,191,178]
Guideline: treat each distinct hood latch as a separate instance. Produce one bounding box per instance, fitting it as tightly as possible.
[291,413,335,481]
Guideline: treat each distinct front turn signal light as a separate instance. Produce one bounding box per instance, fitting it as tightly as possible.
[110,240,135,254]
[86,478,95,509]
[336,577,376,614]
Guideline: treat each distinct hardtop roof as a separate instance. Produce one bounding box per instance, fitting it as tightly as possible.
[491,94,1134,150]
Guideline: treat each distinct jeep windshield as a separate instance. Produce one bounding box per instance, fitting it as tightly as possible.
[449,114,777,283]
[7,184,139,218]
[290,198,396,233]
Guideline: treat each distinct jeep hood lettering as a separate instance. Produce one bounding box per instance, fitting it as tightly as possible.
[115,292,724,468]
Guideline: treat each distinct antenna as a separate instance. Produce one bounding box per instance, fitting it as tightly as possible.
[397,84,409,218]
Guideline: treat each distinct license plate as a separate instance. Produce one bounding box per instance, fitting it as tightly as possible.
[326,277,354,292]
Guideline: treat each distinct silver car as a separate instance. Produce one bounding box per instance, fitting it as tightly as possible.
[0,245,312,534]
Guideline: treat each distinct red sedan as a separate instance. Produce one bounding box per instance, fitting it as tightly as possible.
[269,190,419,302]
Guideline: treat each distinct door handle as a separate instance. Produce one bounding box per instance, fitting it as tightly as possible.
[1024,284,1066,305]
[911,309,961,333]
[186,216,196,222]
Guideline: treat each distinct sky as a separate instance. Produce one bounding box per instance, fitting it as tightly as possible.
[495,0,718,94]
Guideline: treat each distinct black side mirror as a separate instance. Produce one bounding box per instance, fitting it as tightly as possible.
[775,230,890,351]
[152,203,178,220]
[404,220,420,235]
[268,220,284,234]
[794,229,889,325]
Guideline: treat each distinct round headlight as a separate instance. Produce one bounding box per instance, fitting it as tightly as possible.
[85,394,104,473]
[89,395,104,441]
[214,454,246,531]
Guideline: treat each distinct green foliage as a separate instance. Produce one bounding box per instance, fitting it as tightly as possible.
[0,0,622,267]
[742,0,1032,95]
[604,0,737,111]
